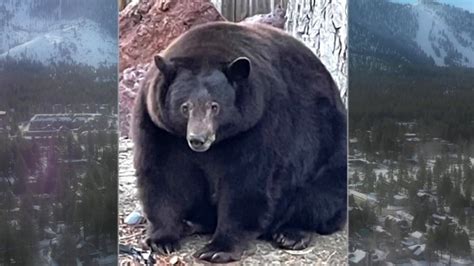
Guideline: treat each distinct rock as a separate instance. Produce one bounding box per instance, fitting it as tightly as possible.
[119,64,148,137]
[119,244,156,265]
[169,255,179,265]
[243,5,287,29]
[124,210,145,225]
[119,0,224,71]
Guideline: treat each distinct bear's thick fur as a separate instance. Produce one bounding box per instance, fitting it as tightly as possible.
[132,21,347,263]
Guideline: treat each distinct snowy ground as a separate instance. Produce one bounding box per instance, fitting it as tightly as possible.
[119,138,348,265]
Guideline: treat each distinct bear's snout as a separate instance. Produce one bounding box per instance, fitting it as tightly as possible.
[188,133,206,148]
[187,132,215,152]
[186,109,216,152]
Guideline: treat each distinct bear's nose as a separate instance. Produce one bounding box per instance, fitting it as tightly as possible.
[188,134,206,148]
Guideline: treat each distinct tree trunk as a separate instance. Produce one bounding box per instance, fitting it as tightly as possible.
[285,0,348,105]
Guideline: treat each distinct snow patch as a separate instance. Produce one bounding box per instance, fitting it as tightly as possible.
[1,19,116,67]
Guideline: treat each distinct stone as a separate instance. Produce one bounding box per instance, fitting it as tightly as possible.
[243,4,287,29]
[124,210,144,225]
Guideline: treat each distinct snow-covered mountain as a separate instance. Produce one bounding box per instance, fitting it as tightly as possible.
[0,0,117,67]
[412,1,474,67]
[350,0,474,69]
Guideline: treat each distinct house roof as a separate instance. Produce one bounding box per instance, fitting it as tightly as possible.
[396,210,414,221]
[408,244,426,256]
[410,231,423,239]
[394,194,408,200]
[349,189,378,203]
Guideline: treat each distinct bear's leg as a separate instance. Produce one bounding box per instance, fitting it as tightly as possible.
[266,162,346,251]
[137,154,213,255]
[281,164,347,238]
[314,208,347,235]
[310,164,347,235]
[193,163,272,263]
[139,174,183,254]
[268,193,345,251]
[182,199,217,236]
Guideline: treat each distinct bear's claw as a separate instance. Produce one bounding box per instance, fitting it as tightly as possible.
[145,234,180,255]
[272,229,312,250]
[194,244,242,263]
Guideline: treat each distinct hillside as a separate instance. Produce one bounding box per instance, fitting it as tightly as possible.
[350,0,474,70]
[0,0,117,67]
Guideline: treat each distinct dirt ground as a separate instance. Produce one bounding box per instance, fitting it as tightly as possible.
[119,138,348,265]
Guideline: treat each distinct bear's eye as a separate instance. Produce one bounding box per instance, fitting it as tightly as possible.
[181,103,190,116]
[210,102,220,115]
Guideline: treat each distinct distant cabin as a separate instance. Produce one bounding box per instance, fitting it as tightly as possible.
[23,113,116,138]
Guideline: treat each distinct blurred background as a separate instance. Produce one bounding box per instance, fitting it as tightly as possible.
[0,0,118,265]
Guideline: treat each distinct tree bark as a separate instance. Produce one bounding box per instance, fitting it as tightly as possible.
[285,0,348,105]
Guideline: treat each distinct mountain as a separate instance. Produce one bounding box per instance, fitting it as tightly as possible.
[0,0,117,67]
[349,0,474,144]
[350,0,474,70]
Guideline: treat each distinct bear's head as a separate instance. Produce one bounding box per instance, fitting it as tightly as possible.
[149,55,252,152]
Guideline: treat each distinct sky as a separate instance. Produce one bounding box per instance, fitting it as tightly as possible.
[391,0,474,12]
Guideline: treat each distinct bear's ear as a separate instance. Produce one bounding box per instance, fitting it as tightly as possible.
[154,55,175,79]
[225,57,251,82]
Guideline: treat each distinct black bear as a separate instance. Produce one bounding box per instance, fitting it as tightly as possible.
[132,21,347,263]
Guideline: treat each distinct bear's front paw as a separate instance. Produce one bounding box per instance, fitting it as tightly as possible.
[146,230,181,255]
[193,241,242,263]
[272,229,312,250]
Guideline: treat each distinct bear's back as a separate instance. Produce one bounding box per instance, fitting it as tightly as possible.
[164,22,315,69]
[162,21,342,108]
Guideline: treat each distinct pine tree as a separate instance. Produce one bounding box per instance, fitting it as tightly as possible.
[42,147,59,195]
[407,182,419,214]
[416,155,427,189]
[15,194,39,265]
[0,134,11,176]
[12,143,28,195]
[27,141,41,174]
[0,209,15,265]
[364,164,376,192]
[426,168,433,192]
[352,170,360,184]
[100,144,118,244]
[432,157,444,186]
[457,230,470,257]
[56,228,77,265]
[425,228,437,263]
[81,163,100,245]
[412,208,428,232]
[38,199,51,239]
[437,174,452,205]
[375,175,388,211]
[398,159,409,193]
